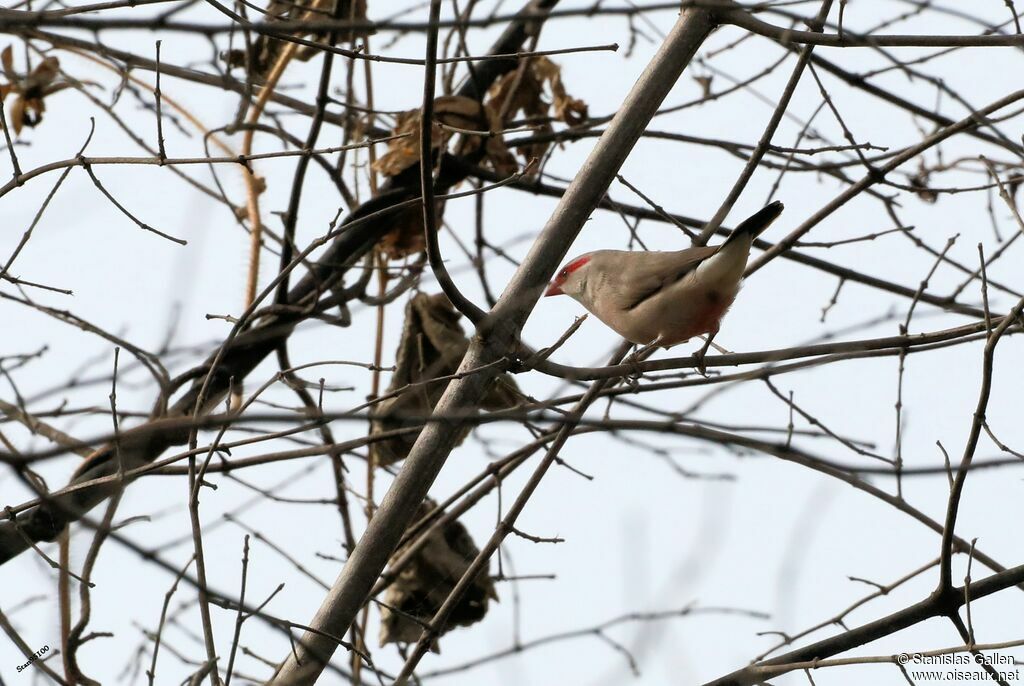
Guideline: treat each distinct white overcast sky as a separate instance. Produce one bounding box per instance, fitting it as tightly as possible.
[3,1,1024,684]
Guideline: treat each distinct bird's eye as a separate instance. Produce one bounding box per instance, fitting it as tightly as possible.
[559,269,568,279]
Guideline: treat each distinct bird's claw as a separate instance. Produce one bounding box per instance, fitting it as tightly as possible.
[625,352,645,388]
[693,333,716,377]
[694,348,709,377]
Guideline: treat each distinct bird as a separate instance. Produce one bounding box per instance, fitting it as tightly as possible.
[544,201,784,368]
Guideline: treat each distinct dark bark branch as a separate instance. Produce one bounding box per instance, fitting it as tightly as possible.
[268,6,719,683]
[0,0,561,567]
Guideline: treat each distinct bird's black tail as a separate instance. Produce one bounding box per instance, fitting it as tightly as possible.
[722,200,784,246]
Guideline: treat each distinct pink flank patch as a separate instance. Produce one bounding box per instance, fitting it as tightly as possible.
[661,293,736,345]
[690,296,734,338]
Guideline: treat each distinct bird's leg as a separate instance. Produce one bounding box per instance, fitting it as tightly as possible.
[623,339,662,389]
[623,345,644,389]
[694,330,718,376]
[633,340,662,360]
[704,337,730,354]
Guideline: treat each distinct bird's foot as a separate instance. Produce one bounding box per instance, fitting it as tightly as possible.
[694,348,709,376]
[625,348,645,388]
[694,333,717,377]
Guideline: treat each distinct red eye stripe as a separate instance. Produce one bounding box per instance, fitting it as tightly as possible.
[563,255,590,275]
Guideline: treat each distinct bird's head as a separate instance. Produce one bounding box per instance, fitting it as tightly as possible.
[545,254,593,298]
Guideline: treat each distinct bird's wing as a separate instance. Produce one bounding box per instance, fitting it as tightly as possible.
[612,247,719,311]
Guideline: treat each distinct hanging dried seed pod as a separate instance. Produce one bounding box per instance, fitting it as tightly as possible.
[368,293,520,466]
[379,499,498,649]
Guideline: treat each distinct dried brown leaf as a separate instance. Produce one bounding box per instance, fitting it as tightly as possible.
[373,96,500,178]
[372,109,422,177]
[489,66,546,121]
[1,46,14,82]
[244,0,373,77]
[910,160,938,204]
[434,94,485,131]
[475,101,518,176]
[378,203,432,260]
[484,57,588,170]
[372,96,516,255]
[252,175,267,195]
[488,56,589,126]
[693,74,714,98]
[0,52,64,135]
[483,135,519,176]
[10,96,24,135]
[533,56,588,126]
[29,57,60,90]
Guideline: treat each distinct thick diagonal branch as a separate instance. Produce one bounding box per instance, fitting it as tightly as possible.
[268,6,719,684]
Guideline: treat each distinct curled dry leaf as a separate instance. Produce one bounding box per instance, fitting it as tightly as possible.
[233,175,268,221]
[533,57,588,126]
[225,0,373,78]
[480,102,519,176]
[0,47,70,135]
[693,74,714,98]
[374,95,516,177]
[486,56,589,171]
[379,498,498,649]
[372,108,429,178]
[372,96,518,258]
[368,292,520,466]
[377,202,431,260]
[909,160,938,204]
[252,174,267,195]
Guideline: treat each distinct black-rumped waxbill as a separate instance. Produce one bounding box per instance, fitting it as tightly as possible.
[545,201,784,365]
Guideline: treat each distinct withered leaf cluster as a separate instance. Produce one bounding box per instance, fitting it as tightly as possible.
[373,95,518,259]
[371,58,588,259]
[374,58,589,181]
[377,202,431,260]
[368,292,519,467]
[0,47,70,135]
[379,498,498,649]
[373,94,517,178]
[909,160,938,204]
[486,56,589,166]
[226,0,372,78]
